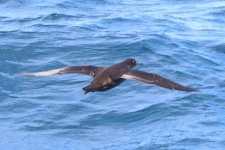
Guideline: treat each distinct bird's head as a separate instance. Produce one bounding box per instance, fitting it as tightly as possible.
[123,58,143,68]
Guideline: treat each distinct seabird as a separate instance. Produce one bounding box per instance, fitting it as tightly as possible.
[19,58,197,93]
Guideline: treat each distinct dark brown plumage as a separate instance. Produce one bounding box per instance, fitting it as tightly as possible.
[19,58,197,93]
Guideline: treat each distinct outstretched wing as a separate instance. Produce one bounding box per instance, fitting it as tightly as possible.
[121,70,197,92]
[19,66,104,77]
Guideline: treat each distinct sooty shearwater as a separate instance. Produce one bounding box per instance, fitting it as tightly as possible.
[19,58,197,93]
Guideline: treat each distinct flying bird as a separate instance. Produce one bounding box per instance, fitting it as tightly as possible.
[19,58,197,93]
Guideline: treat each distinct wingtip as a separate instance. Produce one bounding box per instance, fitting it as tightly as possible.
[17,73,33,77]
[182,87,199,92]
[190,88,199,92]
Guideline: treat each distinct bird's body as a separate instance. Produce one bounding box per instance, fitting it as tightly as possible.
[82,60,131,93]
[19,58,197,93]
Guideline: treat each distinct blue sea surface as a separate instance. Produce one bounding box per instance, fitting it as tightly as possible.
[1,0,225,149]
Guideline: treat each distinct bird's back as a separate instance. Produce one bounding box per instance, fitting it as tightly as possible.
[82,61,130,93]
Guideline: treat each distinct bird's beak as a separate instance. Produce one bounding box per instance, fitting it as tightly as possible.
[136,62,143,66]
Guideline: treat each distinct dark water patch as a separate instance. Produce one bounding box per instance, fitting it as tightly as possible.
[2,16,42,23]
[209,43,225,54]
[177,138,214,145]
[0,0,24,6]
[41,13,78,21]
[70,0,122,5]
[163,0,215,4]
[218,79,225,87]
[102,17,139,23]
[99,16,145,31]
[205,17,225,25]
[56,1,78,8]
[200,121,225,127]
[68,25,104,32]
[30,23,68,30]
[0,0,9,4]
[209,6,225,16]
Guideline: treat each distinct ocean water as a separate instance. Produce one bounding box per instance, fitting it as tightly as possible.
[1,0,225,149]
